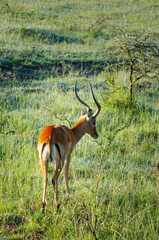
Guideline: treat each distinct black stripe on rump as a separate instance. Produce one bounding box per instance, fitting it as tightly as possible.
[55,143,61,159]
[41,142,52,162]
[41,143,46,160]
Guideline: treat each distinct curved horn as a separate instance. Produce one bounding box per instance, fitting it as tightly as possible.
[75,81,92,115]
[89,82,101,117]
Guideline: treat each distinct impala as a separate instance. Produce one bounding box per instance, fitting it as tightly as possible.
[38,81,101,212]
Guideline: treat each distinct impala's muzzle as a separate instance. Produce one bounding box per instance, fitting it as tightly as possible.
[93,127,98,139]
[93,133,98,139]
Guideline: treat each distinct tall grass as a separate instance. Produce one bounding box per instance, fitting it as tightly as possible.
[0,76,158,239]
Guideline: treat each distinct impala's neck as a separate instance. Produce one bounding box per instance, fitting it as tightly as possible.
[70,116,88,144]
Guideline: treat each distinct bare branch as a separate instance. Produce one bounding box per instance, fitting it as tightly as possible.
[5,3,14,14]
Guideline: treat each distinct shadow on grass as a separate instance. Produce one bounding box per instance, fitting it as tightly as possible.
[9,27,82,44]
[0,55,108,82]
[0,27,113,82]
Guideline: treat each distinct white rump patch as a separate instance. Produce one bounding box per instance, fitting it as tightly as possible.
[41,144,49,162]
[40,143,60,164]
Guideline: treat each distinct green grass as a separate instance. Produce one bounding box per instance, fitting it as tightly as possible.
[0,0,159,239]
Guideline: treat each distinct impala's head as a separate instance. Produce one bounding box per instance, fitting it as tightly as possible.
[75,81,101,139]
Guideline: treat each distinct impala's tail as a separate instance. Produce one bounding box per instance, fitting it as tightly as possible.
[47,138,53,162]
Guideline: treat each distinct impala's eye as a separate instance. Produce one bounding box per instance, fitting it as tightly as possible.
[92,122,96,127]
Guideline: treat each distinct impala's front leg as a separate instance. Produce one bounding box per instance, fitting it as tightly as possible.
[64,154,71,196]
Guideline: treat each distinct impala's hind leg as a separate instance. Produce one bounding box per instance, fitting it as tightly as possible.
[41,159,48,213]
[52,162,62,205]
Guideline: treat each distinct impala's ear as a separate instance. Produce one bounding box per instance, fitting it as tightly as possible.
[81,111,85,116]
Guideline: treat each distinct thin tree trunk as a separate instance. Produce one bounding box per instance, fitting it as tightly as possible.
[129,61,133,103]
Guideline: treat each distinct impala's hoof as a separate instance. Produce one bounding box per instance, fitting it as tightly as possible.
[41,202,46,214]
[57,203,61,211]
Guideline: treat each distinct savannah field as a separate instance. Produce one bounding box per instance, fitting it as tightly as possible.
[0,0,159,239]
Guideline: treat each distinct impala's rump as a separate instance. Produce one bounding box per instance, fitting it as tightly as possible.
[38,125,59,163]
[40,142,61,163]
[38,125,74,163]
